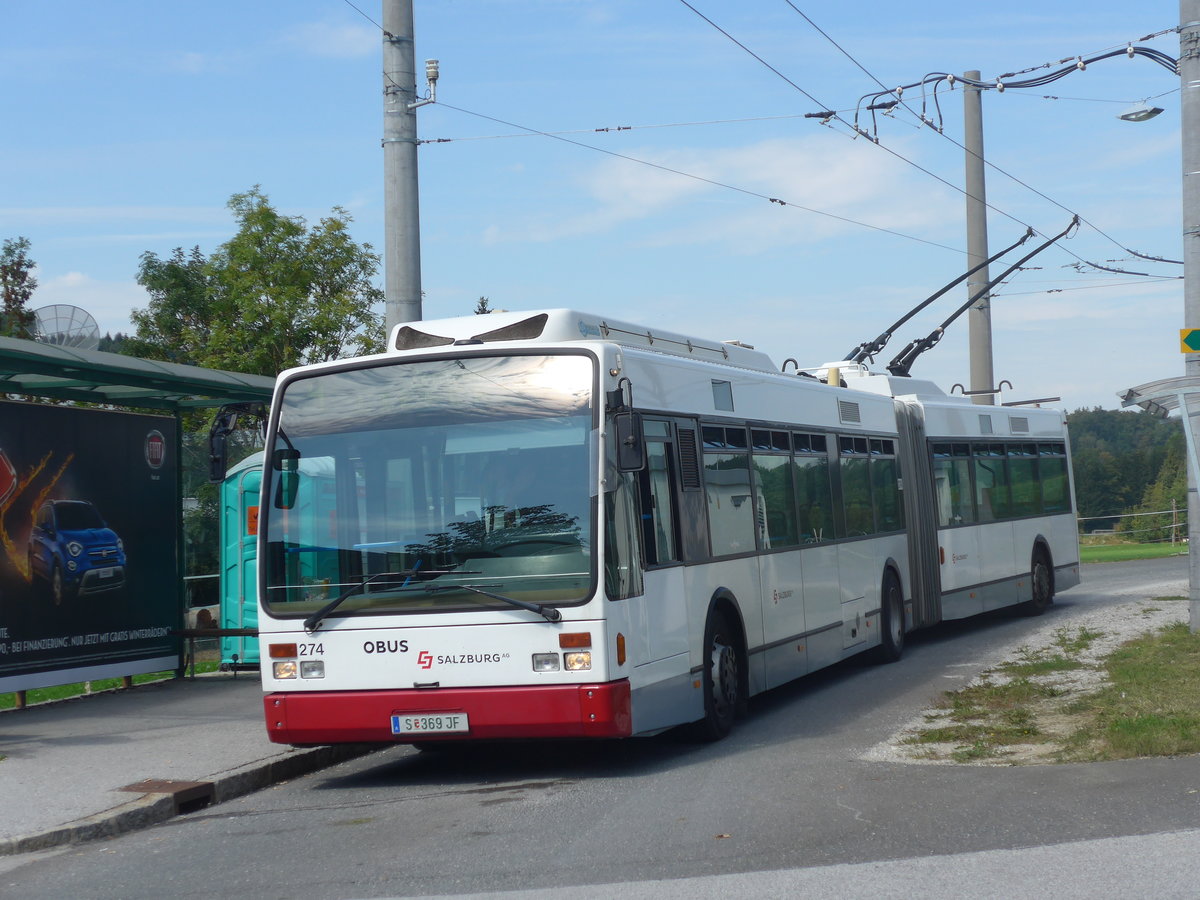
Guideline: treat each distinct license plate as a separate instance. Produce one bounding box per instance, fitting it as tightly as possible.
[391,712,469,735]
[97,568,114,579]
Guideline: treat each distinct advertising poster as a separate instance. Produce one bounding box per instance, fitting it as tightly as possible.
[0,401,179,691]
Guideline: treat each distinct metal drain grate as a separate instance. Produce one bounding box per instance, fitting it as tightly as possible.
[118,778,215,814]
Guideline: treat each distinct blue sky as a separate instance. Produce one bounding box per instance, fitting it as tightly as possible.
[0,1,1185,410]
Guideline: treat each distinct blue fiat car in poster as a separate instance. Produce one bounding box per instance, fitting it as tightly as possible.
[28,500,126,604]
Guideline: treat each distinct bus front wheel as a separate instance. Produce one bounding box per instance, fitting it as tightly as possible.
[694,610,740,741]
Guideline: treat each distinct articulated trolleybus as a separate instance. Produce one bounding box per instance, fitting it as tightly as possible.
[255,309,1079,745]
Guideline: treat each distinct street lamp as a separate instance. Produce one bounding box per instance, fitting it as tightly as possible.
[1118,101,1166,122]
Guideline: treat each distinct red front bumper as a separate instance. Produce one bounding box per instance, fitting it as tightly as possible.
[264,681,632,744]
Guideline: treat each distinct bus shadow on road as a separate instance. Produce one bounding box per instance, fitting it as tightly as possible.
[309,604,1076,791]
[729,601,1077,745]
[309,730,720,791]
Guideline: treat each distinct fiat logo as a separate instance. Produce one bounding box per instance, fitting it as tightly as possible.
[145,430,166,470]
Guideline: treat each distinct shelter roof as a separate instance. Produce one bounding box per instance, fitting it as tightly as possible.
[0,337,274,411]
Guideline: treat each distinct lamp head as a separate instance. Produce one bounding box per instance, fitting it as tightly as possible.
[1118,101,1164,122]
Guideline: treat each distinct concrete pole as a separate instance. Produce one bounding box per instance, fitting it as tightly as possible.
[963,71,994,405]
[1181,0,1200,630]
[383,0,422,330]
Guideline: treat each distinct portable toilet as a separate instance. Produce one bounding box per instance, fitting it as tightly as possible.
[219,451,338,667]
[220,452,262,667]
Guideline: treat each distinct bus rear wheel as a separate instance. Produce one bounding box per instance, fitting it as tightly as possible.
[875,570,905,663]
[694,610,740,741]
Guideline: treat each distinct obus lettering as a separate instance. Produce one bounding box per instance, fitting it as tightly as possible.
[363,640,410,654]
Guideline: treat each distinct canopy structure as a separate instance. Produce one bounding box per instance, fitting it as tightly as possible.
[1121,374,1200,467]
[1120,375,1200,498]
[0,337,274,410]
[1121,375,1200,633]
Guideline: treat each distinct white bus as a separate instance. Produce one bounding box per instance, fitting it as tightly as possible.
[251,309,1079,745]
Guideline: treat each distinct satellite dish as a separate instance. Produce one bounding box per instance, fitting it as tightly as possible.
[32,304,101,351]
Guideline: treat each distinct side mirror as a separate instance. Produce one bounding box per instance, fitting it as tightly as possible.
[207,402,267,483]
[273,448,300,510]
[208,432,228,483]
[613,411,645,473]
[208,409,237,483]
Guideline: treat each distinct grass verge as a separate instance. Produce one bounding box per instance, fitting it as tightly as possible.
[902,605,1200,764]
[0,661,222,712]
[1069,622,1200,760]
[1079,541,1186,564]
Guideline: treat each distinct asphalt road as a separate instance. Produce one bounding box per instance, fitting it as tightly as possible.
[3,556,1196,900]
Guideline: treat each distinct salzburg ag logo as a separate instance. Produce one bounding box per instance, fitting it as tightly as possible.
[417,650,433,669]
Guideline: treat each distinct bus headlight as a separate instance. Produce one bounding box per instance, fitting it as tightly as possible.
[532,653,560,672]
[300,660,325,679]
[564,651,592,671]
[273,660,298,679]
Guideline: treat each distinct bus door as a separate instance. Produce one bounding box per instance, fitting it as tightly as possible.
[932,442,983,615]
[634,419,689,664]
[835,436,876,650]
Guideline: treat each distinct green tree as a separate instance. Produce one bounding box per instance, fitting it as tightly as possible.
[203,187,384,376]
[127,188,385,377]
[98,331,131,354]
[1117,432,1187,543]
[0,236,38,338]
[1066,407,1180,532]
[128,246,212,363]
[474,296,492,315]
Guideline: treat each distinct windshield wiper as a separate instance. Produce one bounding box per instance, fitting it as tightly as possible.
[303,566,464,632]
[421,584,562,623]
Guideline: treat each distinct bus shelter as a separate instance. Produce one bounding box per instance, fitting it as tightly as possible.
[0,337,273,695]
[1120,375,1200,633]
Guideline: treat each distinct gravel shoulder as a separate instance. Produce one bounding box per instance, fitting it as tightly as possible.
[862,594,1191,766]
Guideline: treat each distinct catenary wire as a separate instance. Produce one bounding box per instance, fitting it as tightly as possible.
[433,102,963,253]
[773,3,1181,271]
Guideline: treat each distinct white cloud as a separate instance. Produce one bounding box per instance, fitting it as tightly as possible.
[34,273,148,337]
[0,206,227,225]
[169,51,210,74]
[482,136,960,251]
[281,22,377,59]
[993,279,1181,328]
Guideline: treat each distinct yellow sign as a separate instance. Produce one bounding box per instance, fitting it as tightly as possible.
[1182,329,1200,353]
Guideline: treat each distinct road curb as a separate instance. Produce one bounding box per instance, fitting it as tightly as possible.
[0,743,379,857]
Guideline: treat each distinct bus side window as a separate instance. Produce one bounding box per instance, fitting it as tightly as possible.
[1039,444,1069,513]
[931,443,975,527]
[973,444,1010,522]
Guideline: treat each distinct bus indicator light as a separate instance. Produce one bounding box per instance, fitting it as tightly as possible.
[269,643,299,659]
[616,633,626,666]
[559,633,592,648]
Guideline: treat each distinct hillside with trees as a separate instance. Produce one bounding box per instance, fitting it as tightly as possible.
[1067,407,1185,540]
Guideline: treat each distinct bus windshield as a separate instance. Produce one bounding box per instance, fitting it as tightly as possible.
[261,353,596,620]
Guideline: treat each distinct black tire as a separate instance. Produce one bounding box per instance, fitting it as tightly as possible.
[51,563,66,607]
[876,569,905,663]
[1021,549,1054,616]
[693,609,740,741]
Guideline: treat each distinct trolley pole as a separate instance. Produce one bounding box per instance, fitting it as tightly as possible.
[963,71,994,406]
[1182,0,1200,630]
[383,0,423,331]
